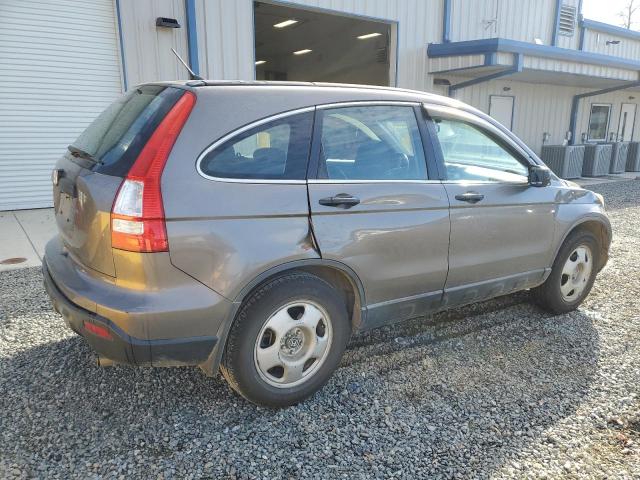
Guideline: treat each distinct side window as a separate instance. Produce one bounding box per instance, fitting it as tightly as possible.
[200,111,313,180]
[433,118,529,183]
[319,105,427,181]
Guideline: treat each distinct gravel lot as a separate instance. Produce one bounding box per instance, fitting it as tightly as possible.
[1,180,639,479]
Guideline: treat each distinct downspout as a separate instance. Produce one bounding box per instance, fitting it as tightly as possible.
[569,80,640,144]
[442,0,452,43]
[185,0,200,76]
[115,0,128,91]
[551,0,562,46]
[578,0,586,51]
[448,53,523,97]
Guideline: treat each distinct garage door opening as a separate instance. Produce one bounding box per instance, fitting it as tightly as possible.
[253,1,395,86]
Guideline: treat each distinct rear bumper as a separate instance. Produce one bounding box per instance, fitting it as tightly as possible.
[42,236,234,367]
[43,260,218,366]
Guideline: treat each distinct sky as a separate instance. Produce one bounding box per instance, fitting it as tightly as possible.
[582,0,639,30]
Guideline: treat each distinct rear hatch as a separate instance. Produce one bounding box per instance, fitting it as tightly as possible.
[52,85,186,276]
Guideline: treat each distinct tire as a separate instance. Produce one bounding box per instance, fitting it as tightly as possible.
[532,230,600,314]
[220,272,351,407]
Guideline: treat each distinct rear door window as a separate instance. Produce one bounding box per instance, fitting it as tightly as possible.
[318,105,427,181]
[199,111,314,180]
[71,85,185,177]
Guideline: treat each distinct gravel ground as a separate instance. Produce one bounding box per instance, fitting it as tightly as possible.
[1,180,639,479]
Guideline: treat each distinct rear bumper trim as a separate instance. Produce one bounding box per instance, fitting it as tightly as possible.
[43,259,217,366]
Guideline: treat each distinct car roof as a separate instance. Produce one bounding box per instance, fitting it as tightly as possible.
[143,80,469,109]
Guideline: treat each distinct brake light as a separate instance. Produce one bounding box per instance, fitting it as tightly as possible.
[111,91,196,252]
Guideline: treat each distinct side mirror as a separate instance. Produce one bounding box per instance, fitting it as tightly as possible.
[529,165,551,187]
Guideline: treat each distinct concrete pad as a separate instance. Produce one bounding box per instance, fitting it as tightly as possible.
[575,172,640,187]
[14,208,56,259]
[0,212,41,271]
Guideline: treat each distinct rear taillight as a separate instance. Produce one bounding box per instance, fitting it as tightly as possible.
[111,91,196,252]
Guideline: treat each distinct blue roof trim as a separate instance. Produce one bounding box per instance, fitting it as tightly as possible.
[551,0,562,46]
[581,18,640,41]
[185,0,200,76]
[428,38,640,71]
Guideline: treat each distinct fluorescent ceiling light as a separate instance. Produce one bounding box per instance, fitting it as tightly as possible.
[274,19,298,28]
[357,32,382,39]
[293,49,312,55]
[255,60,267,65]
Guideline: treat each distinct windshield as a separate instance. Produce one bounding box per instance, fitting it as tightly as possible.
[70,85,185,177]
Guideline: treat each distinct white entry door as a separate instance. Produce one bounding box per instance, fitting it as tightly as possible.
[617,103,637,142]
[489,95,515,130]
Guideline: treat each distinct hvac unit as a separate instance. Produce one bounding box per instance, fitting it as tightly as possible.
[540,145,585,179]
[626,142,640,172]
[608,142,630,174]
[582,144,612,177]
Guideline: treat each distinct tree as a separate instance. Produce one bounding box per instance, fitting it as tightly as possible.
[618,0,639,29]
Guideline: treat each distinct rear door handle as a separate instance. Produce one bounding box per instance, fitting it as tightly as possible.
[454,192,485,204]
[319,193,361,209]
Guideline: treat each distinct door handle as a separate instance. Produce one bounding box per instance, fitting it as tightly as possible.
[454,192,484,204]
[319,193,361,209]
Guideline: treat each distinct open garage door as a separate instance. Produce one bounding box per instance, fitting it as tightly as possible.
[0,0,123,210]
[253,1,395,86]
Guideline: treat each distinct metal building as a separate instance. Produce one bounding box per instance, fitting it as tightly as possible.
[2,0,640,210]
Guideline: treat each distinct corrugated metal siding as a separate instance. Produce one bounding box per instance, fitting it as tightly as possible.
[522,56,637,81]
[450,0,556,44]
[194,0,442,91]
[118,0,189,86]
[429,55,487,73]
[582,29,640,62]
[0,0,123,210]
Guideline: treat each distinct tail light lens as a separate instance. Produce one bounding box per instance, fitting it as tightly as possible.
[111,91,196,252]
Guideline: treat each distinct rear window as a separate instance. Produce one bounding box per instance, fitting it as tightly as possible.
[71,85,185,177]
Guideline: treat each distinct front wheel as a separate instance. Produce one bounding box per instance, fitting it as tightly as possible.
[532,230,600,314]
[220,272,351,407]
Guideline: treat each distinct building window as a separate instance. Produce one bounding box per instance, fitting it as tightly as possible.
[588,104,612,142]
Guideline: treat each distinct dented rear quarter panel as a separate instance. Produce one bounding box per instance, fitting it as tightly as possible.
[161,87,324,300]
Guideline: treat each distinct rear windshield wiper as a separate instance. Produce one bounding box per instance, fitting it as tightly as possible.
[67,145,102,165]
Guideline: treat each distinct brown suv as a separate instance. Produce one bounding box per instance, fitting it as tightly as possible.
[44,82,611,407]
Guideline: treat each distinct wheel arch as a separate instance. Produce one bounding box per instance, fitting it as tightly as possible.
[554,216,612,271]
[199,259,367,376]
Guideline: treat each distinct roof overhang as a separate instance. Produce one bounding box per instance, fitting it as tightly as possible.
[428,38,640,71]
[428,38,640,89]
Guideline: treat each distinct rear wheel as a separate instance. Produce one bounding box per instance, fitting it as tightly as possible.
[532,230,600,314]
[220,272,350,407]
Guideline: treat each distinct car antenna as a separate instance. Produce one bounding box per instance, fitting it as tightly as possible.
[171,47,204,81]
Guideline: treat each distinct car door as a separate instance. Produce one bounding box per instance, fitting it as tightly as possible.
[307,102,450,329]
[425,104,557,308]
